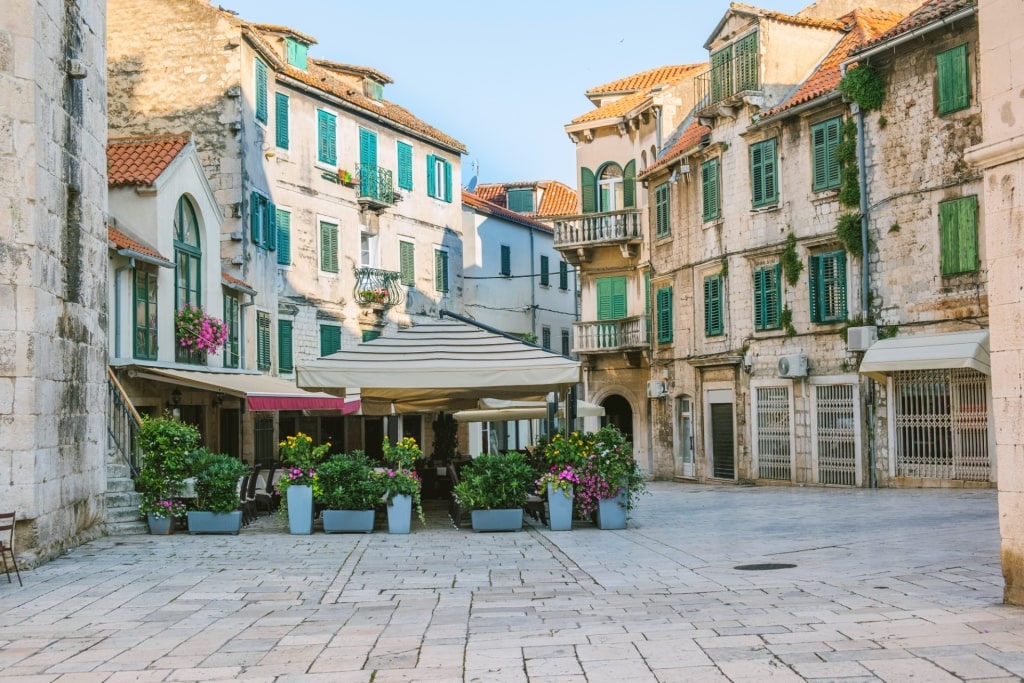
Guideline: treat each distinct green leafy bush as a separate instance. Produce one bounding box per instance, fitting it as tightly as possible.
[838,64,886,111]
[315,451,382,510]
[187,448,247,513]
[136,413,196,518]
[453,452,535,510]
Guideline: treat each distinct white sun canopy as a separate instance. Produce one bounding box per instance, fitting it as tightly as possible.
[296,318,582,415]
[858,329,990,382]
[453,398,606,423]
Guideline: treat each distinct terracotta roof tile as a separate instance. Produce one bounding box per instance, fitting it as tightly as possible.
[107,226,173,265]
[251,23,317,45]
[222,270,256,293]
[107,133,191,187]
[311,58,393,85]
[573,64,706,125]
[727,2,846,31]
[462,191,553,233]
[760,8,907,120]
[573,91,650,124]
[471,181,579,219]
[856,0,976,53]
[639,121,712,179]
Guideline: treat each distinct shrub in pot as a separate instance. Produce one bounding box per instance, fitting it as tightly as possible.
[581,425,648,529]
[315,451,382,533]
[135,413,196,533]
[452,452,534,532]
[185,448,248,534]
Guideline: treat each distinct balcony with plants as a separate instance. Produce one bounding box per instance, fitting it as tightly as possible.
[354,267,404,309]
[552,209,643,264]
[354,163,395,211]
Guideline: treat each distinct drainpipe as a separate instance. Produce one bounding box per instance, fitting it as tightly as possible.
[113,258,134,359]
[529,227,537,338]
[855,104,877,490]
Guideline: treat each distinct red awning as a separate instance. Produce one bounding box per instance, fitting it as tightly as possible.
[246,395,360,413]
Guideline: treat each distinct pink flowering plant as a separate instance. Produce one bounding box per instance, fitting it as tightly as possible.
[140,497,188,519]
[536,464,580,500]
[175,304,229,353]
[542,425,647,517]
[375,467,425,524]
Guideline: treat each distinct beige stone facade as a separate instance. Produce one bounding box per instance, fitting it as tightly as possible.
[0,0,109,561]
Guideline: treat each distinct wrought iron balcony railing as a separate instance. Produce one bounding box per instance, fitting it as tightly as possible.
[573,315,650,354]
[552,208,643,251]
[694,48,762,114]
[354,267,404,308]
[354,163,395,209]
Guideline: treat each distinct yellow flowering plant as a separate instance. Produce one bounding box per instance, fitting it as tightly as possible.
[543,431,594,469]
[382,436,422,471]
[275,433,331,511]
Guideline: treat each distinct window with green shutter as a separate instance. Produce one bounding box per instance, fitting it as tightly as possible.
[581,167,596,213]
[317,109,336,165]
[275,93,289,149]
[596,276,627,320]
[256,311,271,370]
[623,160,636,208]
[559,261,569,290]
[710,45,733,103]
[249,192,276,250]
[655,182,671,237]
[735,32,759,91]
[276,208,290,266]
[320,221,338,273]
[399,240,415,286]
[359,128,378,199]
[500,245,511,276]
[540,255,549,286]
[939,195,979,275]
[320,324,341,356]
[811,117,841,191]
[507,188,535,213]
[809,251,848,323]
[223,294,239,368]
[701,158,720,221]
[254,58,268,124]
[278,319,293,372]
[397,141,413,191]
[285,38,307,70]
[434,248,449,293]
[657,286,673,343]
[427,155,452,202]
[542,326,552,350]
[704,274,724,337]
[753,263,782,331]
[561,329,571,356]
[750,138,778,207]
[133,269,158,360]
[937,44,970,115]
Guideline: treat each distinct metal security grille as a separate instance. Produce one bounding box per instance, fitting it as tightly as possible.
[815,384,857,486]
[893,369,990,481]
[755,386,791,481]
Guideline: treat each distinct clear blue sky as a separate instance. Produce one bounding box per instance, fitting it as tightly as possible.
[223,0,811,188]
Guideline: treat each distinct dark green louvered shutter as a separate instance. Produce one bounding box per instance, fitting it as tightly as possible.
[623,160,636,208]
[559,261,568,290]
[443,160,452,202]
[655,182,671,237]
[320,325,341,356]
[754,264,781,331]
[812,117,841,191]
[276,208,290,265]
[657,286,673,343]
[751,138,778,207]
[500,245,511,276]
[702,159,720,221]
[359,128,378,198]
[362,330,380,343]
[320,222,338,273]
[581,167,596,213]
[286,38,307,69]
[596,276,627,320]
[808,254,820,323]
[704,275,723,336]
[711,45,733,102]
[540,255,549,286]
[399,240,415,286]
[939,196,979,275]
[254,59,268,124]
[736,32,759,91]
[264,200,276,251]
[250,191,260,242]
[397,141,413,190]
[937,44,970,115]
[811,252,847,322]
[278,320,293,372]
[435,249,449,292]
[275,93,289,149]
[257,312,271,370]
[317,110,336,165]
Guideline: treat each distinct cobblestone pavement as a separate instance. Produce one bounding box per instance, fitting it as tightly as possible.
[0,482,1021,682]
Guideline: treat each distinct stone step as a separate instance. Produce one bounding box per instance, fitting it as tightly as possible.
[106,463,133,480]
[106,491,141,509]
[106,477,135,492]
[105,520,148,535]
[106,505,143,524]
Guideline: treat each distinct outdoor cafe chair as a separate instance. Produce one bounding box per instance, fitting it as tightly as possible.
[0,511,23,586]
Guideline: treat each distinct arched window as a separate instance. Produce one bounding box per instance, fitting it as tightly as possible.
[598,163,623,212]
[174,195,201,310]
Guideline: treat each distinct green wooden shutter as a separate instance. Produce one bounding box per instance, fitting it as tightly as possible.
[276,208,290,265]
[581,167,596,213]
[359,128,378,199]
[397,141,413,190]
[257,312,270,370]
[250,191,260,243]
[657,286,673,343]
[399,240,415,286]
[286,38,307,70]
[320,222,338,273]
[812,117,841,191]
[362,330,380,343]
[937,44,970,115]
[254,59,268,124]
[443,159,452,203]
[264,200,276,251]
[755,264,781,330]
[702,159,720,221]
[317,110,336,165]
[704,275,723,336]
[500,245,511,275]
[821,251,847,321]
[623,160,636,208]
[736,32,759,91]
[940,196,979,275]
[559,261,568,290]
[426,155,437,198]
[320,325,341,356]
[644,270,651,316]
[275,93,289,149]
[711,45,733,102]
[808,254,821,323]
[278,319,293,372]
[434,249,449,292]
[596,276,626,320]
[753,267,765,331]
[655,182,670,237]
[540,255,550,286]
[751,138,778,207]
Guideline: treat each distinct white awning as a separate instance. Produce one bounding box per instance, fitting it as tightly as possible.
[129,366,361,413]
[453,398,605,423]
[858,330,990,382]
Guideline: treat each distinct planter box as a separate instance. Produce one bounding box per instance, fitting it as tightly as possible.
[287,485,314,535]
[547,484,573,531]
[187,510,242,535]
[470,508,523,532]
[322,509,375,534]
[146,513,174,535]
[387,494,412,534]
[595,492,627,530]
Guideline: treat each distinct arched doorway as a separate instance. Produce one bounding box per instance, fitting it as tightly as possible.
[600,394,634,443]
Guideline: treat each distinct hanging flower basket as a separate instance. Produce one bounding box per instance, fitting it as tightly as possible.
[175,304,229,354]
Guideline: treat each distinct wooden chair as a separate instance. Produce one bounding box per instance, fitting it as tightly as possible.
[0,512,23,586]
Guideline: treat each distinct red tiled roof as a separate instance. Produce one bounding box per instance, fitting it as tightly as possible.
[107,133,191,187]
[251,23,317,46]
[107,226,172,265]
[855,0,976,53]
[312,58,393,85]
[727,2,846,31]
[462,191,553,233]
[471,181,579,219]
[222,271,256,292]
[639,121,712,179]
[573,64,706,125]
[760,8,907,120]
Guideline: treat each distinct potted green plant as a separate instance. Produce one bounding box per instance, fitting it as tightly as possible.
[586,425,648,530]
[380,436,425,533]
[315,451,382,533]
[535,465,579,532]
[135,413,195,534]
[276,432,329,534]
[452,452,535,532]
[185,448,248,534]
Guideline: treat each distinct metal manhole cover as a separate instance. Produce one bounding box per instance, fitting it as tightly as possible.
[733,563,797,571]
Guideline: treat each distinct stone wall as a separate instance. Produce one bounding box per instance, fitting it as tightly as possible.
[0,0,108,563]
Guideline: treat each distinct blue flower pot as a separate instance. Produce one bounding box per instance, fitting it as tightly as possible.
[287,485,314,535]
[595,489,627,530]
[470,508,523,532]
[547,484,573,531]
[322,509,375,534]
[146,513,173,535]
[187,510,242,535]
[387,494,412,534]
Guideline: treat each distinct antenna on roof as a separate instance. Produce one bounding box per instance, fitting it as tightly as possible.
[465,160,479,192]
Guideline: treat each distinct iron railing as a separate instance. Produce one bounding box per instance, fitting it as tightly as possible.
[354,267,405,307]
[107,366,142,477]
[694,48,760,112]
[552,208,642,250]
[355,163,395,206]
[572,315,649,353]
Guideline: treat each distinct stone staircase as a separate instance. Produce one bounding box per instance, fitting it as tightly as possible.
[105,447,147,535]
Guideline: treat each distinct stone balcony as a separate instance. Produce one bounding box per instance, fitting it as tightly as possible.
[552,209,642,264]
[573,315,650,354]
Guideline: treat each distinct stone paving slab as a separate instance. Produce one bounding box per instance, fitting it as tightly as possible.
[0,483,1021,682]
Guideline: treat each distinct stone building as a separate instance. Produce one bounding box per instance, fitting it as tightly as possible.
[0,0,109,562]
[635,0,989,488]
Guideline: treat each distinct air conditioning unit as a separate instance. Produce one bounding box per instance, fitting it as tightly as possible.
[777,354,808,378]
[646,379,667,399]
[847,325,878,352]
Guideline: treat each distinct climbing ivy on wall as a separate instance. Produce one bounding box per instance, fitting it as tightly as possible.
[838,64,886,112]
